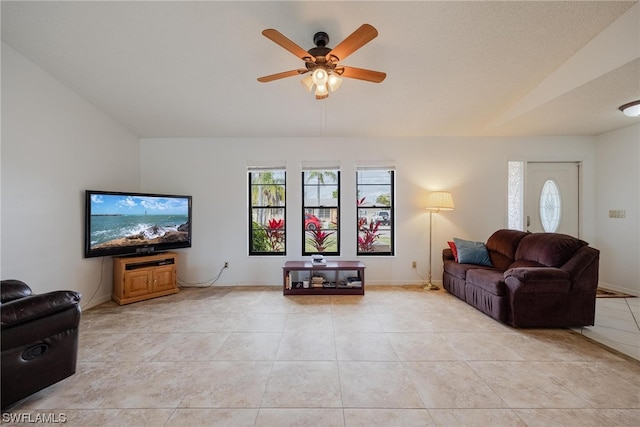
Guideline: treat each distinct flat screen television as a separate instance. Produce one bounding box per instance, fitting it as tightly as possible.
[84,190,192,258]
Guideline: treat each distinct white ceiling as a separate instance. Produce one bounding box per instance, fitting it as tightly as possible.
[2,1,639,138]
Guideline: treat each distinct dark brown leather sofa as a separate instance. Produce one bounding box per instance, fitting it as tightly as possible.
[443,229,600,327]
[1,280,81,409]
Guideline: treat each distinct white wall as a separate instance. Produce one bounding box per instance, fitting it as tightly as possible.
[595,124,640,295]
[140,136,597,287]
[1,43,140,308]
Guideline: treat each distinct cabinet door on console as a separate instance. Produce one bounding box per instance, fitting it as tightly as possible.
[124,270,153,299]
[152,265,177,293]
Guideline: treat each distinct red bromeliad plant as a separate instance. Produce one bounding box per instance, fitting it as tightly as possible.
[358,219,380,252]
[357,196,381,252]
[307,229,335,252]
[265,218,284,252]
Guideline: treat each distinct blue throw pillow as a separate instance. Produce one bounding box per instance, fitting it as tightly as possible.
[453,238,493,267]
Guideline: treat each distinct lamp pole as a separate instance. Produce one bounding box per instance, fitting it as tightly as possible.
[424,191,454,291]
[425,209,439,290]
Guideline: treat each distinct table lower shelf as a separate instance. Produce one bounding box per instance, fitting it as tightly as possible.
[284,282,364,295]
[284,285,364,296]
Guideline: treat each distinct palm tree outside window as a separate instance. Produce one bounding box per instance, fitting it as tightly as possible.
[302,169,340,256]
[249,169,286,255]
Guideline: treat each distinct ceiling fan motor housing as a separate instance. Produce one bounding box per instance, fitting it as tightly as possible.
[306,32,333,71]
[313,31,329,47]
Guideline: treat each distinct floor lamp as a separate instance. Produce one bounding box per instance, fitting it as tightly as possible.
[425,191,455,290]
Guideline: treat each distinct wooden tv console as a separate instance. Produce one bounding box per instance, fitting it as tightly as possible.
[112,252,179,305]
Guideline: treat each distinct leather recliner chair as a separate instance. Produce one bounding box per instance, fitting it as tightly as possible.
[1,280,81,409]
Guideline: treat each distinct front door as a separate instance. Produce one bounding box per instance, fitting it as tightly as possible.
[525,162,580,237]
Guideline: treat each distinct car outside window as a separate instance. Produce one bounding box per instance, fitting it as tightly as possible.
[302,169,340,256]
[357,168,394,255]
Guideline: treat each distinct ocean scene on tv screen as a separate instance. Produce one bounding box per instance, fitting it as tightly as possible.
[90,194,190,249]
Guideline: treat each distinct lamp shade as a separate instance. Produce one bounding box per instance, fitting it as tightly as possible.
[314,84,329,99]
[426,191,454,211]
[300,75,314,92]
[312,68,328,86]
[327,74,343,92]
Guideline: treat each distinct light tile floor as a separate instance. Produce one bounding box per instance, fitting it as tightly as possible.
[3,286,640,426]
[574,296,640,361]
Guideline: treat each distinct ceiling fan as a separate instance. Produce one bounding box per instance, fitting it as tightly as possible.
[257,24,386,100]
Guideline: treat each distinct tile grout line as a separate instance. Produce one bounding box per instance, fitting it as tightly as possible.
[624,298,640,332]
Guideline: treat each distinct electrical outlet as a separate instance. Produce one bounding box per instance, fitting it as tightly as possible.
[224,261,229,268]
[412,261,417,269]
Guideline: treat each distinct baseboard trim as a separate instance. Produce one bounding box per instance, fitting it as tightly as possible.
[81,294,112,310]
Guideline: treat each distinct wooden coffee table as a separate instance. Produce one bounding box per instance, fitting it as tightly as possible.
[282,261,365,295]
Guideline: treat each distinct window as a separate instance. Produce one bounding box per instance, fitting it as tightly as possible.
[507,161,524,230]
[302,169,339,255]
[356,168,394,255]
[249,169,286,255]
[540,179,561,232]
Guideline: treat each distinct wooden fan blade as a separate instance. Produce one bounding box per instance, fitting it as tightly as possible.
[337,66,386,83]
[262,29,315,62]
[328,24,378,63]
[257,69,308,83]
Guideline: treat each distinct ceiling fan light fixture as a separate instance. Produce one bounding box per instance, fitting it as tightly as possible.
[619,100,640,117]
[303,67,340,99]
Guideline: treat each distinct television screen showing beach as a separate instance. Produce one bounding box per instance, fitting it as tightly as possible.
[90,194,190,249]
